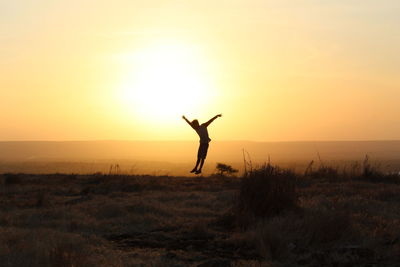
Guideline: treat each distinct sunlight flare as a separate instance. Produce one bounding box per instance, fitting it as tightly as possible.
[118,42,215,123]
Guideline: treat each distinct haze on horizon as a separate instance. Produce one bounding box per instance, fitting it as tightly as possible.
[1,0,400,142]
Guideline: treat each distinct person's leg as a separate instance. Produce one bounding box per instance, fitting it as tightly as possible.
[191,158,200,173]
[196,158,205,174]
[195,143,209,174]
[192,143,203,173]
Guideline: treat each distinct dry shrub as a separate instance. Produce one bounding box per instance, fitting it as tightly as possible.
[302,156,400,184]
[215,163,238,177]
[236,164,298,227]
[350,155,400,183]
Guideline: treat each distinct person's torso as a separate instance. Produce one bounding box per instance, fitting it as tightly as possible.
[196,125,211,143]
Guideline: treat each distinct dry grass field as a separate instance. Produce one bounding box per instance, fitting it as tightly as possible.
[1,163,400,266]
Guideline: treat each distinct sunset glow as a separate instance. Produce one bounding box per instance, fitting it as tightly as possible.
[118,42,214,123]
[1,1,400,141]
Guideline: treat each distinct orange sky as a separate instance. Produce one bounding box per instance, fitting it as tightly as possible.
[1,0,400,141]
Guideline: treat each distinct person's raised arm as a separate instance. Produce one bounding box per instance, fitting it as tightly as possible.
[182,115,194,128]
[203,114,222,127]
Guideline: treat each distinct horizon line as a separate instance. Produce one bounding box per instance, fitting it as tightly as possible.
[0,139,400,143]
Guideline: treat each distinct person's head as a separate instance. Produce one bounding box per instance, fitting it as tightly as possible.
[191,119,199,128]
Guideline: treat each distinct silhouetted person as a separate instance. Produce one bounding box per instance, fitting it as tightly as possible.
[182,114,222,174]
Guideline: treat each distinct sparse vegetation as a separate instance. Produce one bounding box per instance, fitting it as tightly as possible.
[215,163,238,177]
[0,160,400,266]
[236,163,298,226]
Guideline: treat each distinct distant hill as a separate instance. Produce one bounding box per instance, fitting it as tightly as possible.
[1,140,399,175]
[1,140,399,162]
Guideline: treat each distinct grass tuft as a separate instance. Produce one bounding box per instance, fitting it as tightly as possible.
[236,163,298,227]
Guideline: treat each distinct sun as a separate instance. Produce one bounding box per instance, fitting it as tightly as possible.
[118,42,214,124]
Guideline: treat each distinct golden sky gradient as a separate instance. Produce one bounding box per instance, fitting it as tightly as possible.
[1,0,399,141]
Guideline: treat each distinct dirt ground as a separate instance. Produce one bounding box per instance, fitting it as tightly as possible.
[1,173,400,266]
